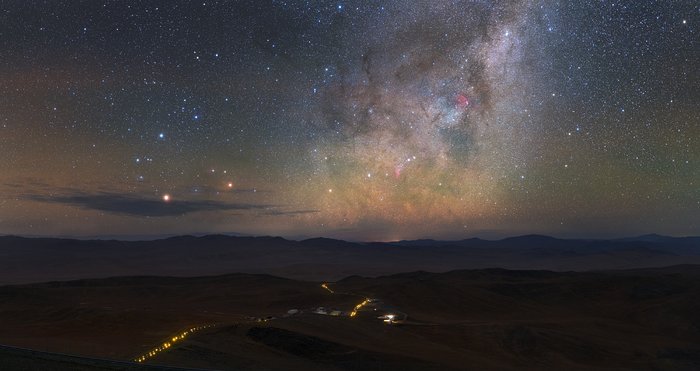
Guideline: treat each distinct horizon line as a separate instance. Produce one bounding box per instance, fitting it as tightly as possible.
[0,232,694,244]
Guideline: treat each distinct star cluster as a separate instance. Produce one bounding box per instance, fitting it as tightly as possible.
[0,1,698,240]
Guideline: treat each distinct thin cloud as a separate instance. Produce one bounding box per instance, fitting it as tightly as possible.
[23,191,272,217]
[263,209,320,216]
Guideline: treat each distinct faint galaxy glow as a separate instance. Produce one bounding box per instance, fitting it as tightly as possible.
[0,1,698,240]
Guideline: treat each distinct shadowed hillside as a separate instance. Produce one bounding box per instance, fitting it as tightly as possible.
[1,266,700,370]
[1,234,699,284]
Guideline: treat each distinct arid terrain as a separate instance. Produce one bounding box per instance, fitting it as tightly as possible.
[2,234,700,284]
[1,262,700,370]
[3,0,697,369]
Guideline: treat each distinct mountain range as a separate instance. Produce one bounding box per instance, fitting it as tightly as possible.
[1,234,699,284]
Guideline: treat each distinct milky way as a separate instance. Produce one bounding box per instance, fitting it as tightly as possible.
[305,1,547,235]
[0,1,698,240]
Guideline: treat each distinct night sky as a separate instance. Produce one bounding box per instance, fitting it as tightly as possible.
[1,1,698,240]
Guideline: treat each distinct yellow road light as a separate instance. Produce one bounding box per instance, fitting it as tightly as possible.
[133,323,214,363]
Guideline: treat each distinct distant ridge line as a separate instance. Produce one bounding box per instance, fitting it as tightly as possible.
[2,233,698,244]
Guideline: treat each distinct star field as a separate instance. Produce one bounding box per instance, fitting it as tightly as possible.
[0,1,698,240]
